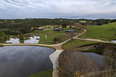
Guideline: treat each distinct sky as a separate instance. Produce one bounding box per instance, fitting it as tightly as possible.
[0,0,116,19]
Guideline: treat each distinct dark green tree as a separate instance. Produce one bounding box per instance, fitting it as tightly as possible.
[0,32,5,43]
[62,23,66,27]
[19,33,24,40]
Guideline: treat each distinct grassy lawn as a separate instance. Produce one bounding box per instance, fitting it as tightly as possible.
[29,69,53,77]
[32,28,79,44]
[39,25,59,29]
[81,22,116,41]
[79,20,87,23]
[83,48,103,55]
[62,39,99,50]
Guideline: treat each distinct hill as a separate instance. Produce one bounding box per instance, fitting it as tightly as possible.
[81,22,116,41]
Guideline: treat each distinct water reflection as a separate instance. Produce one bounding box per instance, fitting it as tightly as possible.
[0,46,55,77]
[111,40,116,43]
[6,35,40,44]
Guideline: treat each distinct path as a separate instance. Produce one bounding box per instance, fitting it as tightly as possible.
[1,29,87,77]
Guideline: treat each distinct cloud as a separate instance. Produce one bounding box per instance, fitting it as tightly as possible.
[0,0,116,19]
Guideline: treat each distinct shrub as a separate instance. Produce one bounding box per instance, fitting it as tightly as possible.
[103,47,116,76]
[58,50,100,77]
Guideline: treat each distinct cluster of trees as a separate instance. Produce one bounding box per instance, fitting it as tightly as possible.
[103,47,116,76]
[0,18,116,35]
[58,50,100,77]
[0,32,9,43]
[0,18,74,35]
[58,46,116,77]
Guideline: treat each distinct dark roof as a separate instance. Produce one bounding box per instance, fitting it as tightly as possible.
[65,30,75,32]
[65,30,77,33]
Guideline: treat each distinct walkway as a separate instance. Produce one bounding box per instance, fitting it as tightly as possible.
[2,29,87,77]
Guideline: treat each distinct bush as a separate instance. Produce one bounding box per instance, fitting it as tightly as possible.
[56,34,70,43]
[58,50,100,77]
[103,47,116,76]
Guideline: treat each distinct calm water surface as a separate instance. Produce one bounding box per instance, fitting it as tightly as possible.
[6,35,40,44]
[0,46,55,77]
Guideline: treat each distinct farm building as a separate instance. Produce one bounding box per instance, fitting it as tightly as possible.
[66,25,76,28]
[38,28,44,31]
[54,28,63,31]
[65,30,77,33]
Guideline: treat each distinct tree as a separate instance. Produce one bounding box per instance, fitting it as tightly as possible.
[103,47,116,76]
[69,32,75,40]
[54,38,57,43]
[19,33,24,40]
[0,32,6,43]
[62,23,66,27]
[58,50,99,77]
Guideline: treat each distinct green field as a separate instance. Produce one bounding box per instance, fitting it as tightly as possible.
[62,39,99,50]
[29,69,53,77]
[79,20,87,23]
[81,22,116,41]
[32,28,78,44]
[39,25,58,29]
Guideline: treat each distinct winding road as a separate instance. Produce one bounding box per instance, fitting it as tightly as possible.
[1,29,115,77]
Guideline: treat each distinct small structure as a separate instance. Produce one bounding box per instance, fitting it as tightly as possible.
[66,25,75,28]
[65,30,76,33]
[54,28,63,31]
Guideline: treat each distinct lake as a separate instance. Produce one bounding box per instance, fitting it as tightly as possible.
[6,35,40,44]
[0,46,55,77]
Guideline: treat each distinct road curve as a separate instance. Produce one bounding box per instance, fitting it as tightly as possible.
[1,29,87,77]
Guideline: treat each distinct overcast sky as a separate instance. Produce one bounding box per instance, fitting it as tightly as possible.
[0,0,116,19]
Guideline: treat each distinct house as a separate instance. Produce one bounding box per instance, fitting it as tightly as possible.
[38,28,44,31]
[54,28,63,31]
[66,25,76,28]
[65,30,77,33]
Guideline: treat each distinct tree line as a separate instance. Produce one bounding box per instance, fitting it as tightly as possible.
[0,18,116,35]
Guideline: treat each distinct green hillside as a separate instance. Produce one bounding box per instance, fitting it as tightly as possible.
[81,22,116,41]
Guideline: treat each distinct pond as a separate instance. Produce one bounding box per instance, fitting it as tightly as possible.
[6,35,40,44]
[0,46,55,77]
[111,40,116,43]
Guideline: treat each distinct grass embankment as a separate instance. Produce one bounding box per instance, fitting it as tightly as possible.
[81,22,116,41]
[62,39,116,55]
[62,39,99,50]
[32,28,78,44]
[29,69,53,77]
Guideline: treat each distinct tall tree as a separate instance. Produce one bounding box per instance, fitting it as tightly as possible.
[19,33,24,40]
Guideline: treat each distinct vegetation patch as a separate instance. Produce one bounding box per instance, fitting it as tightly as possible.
[82,48,103,55]
[79,20,87,23]
[62,39,99,50]
[32,28,79,44]
[81,22,116,41]
[29,69,53,77]
[58,50,100,77]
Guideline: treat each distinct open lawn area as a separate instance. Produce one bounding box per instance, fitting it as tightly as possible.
[39,25,60,29]
[62,39,100,50]
[81,22,116,41]
[32,27,79,44]
[29,69,53,77]
[79,20,87,23]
